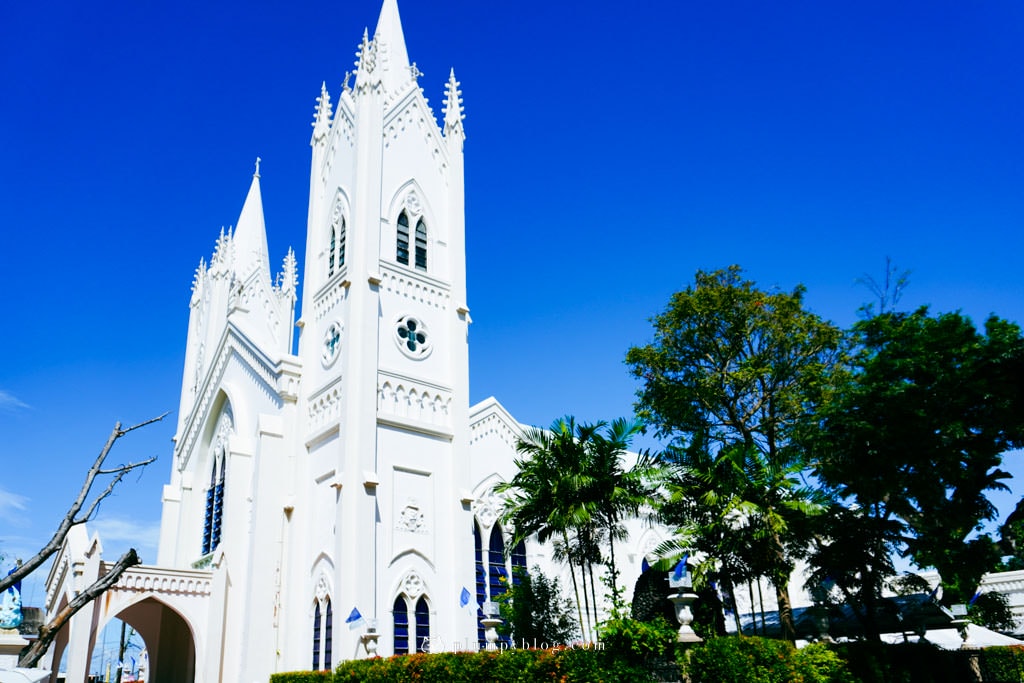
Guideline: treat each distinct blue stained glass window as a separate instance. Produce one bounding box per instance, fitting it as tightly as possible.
[415,597,430,652]
[324,599,333,669]
[329,226,336,276]
[414,219,427,270]
[396,212,410,265]
[337,218,346,268]
[474,523,486,649]
[511,539,527,586]
[393,596,409,655]
[312,602,322,670]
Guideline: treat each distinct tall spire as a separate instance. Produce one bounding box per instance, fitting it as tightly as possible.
[373,0,411,93]
[232,159,270,278]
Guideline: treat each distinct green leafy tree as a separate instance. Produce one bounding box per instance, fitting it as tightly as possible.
[627,266,844,640]
[811,308,1024,634]
[497,566,578,646]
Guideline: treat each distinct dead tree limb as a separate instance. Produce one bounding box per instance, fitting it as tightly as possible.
[18,548,141,668]
[0,413,167,595]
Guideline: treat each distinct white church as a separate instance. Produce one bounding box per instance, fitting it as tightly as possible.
[40,2,663,681]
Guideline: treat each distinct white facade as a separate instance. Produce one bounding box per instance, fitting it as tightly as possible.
[42,2,656,681]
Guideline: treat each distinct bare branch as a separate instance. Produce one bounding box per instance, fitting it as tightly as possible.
[18,549,141,668]
[0,414,166,594]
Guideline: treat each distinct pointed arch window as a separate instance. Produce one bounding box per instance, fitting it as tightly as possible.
[414,219,427,271]
[511,538,527,586]
[328,226,336,277]
[415,597,430,653]
[393,595,409,655]
[396,212,410,266]
[488,525,507,604]
[328,215,346,278]
[474,523,486,648]
[201,452,226,555]
[473,517,528,648]
[312,597,333,670]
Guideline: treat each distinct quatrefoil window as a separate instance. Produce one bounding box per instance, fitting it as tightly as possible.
[322,321,343,367]
[395,316,431,359]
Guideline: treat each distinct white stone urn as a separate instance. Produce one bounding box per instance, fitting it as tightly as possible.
[481,617,503,651]
[668,592,703,644]
[361,622,380,657]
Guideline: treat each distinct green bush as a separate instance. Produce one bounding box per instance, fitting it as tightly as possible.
[684,636,853,683]
[270,671,331,683]
[330,646,655,682]
[980,645,1024,683]
[599,615,676,665]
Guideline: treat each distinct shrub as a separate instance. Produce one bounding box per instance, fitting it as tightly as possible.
[599,615,676,665]
[980,645,1024,683]
[270,671,331,683]
[684,637,853,683]
[330,646,656,682]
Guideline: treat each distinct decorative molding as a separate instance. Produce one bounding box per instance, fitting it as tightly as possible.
[315,573,331,603]
[396,499,427,533]
[401,571,424,599]
[113,567,213,598]
[472,492,504,530]
[383,93,449,177]
[313,271,350,323]
[377,373,451,430]
[469,411,520,449]
[308,377,344,432]
[378,263,450,310]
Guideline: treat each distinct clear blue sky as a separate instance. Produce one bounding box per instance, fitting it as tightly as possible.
[2,0,1022,606]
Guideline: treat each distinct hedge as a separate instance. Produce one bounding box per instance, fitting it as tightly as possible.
[269,647,655,682]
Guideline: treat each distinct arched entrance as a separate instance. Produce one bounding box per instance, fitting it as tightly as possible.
[112,598,196,683]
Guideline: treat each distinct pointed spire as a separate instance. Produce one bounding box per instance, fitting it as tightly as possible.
[312,81,333,144]
[443,68,465,137]
[374,0,411,93]
[354,27,378,92]
[276,247,298,299]
[232,161,270,279]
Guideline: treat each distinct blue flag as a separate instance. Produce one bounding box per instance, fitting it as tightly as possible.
[346,607,364,630]
[460,587,471,607]
[672,554,689,582]
[969,591,981,605]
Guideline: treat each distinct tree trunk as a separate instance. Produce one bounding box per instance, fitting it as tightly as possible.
[774,578,797,642]
[563,531,586,639]
[19,549,141,668]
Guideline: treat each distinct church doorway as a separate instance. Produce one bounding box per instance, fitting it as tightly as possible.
[94,598,195,683]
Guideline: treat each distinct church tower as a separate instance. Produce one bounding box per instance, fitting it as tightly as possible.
[289,0,475,663]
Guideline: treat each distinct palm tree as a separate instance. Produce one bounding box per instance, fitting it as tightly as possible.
[497,417,598,638]
[585,418,663,605]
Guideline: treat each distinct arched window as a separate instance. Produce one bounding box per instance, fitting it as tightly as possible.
[396,212,410,266]
[414,219,427,271]
[328,226,336,276]
[488,526,507,603]
[393,595,409,655]
[312,597,333,670]
[201,453,225,555]
[511,539,527,586]
[312,601,321,670]
[415,596,430,653]
[474,523,486,648]
[337,216,346,269]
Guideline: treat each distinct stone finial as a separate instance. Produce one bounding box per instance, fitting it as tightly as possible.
[312,82,333,143]
[276,247,298,298]
[443,68,465,137]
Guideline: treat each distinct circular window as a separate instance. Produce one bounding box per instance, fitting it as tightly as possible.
[395,315,431,359]
[322,321,343,367]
